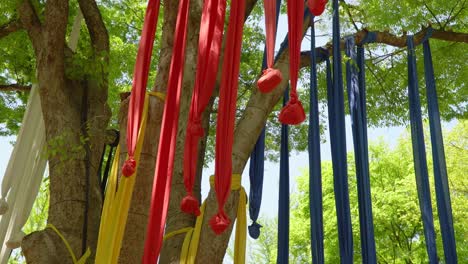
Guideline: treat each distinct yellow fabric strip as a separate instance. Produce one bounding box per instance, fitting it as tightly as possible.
[234,186,247,264]
[95,92,155,263]
[164,227,193,241]
[169,175,246,264]
[147,91,166,101]
[47,224,91,264]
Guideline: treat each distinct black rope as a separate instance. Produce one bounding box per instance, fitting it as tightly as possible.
[100,130,119,195]
[80,83,90,256]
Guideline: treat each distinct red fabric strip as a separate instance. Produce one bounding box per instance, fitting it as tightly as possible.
[122,0,161,177]
[264,0,277,68]
[181,0,227,216]
[210,0,247,235]
[257,0,283,94]
[307,0,328,16]
[142,0,190,262]
[279,0,306,125]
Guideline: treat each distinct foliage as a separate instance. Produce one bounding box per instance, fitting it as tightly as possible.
[251,120,468,263]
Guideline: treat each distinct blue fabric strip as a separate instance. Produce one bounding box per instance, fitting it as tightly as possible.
[423,40,458,263]
[308,18,324,264]
[248,0,283,239]
[406,35,438,264]
[346,37,377,264]
[330,0,354,262]
[277,87,290,264]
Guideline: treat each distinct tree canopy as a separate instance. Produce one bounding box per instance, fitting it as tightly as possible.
[249,121,468,263]
[1,0,466,159]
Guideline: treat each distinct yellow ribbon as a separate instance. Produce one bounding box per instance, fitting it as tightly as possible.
[164,174,246,264]
[47,224,91,264]
[95,92,161,263]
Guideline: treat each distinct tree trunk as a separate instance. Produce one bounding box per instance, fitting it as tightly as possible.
[18,1,111,263]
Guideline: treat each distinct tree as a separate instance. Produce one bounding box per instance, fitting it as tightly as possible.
[253,121,468,263]
[0,0,466,263]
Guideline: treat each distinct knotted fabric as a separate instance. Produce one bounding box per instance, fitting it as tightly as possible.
[406,35,438,263]
[307,0,328,16]
[308,20,324,264]
[123,0,161,177]
[143,0,191,262]
[163,175,246,264]
[182,0,227,216]
[249,0,283,239]
[329,0,353,261]
[345,36,377,263]
[210,0,246,235]
[423,39,458,263]
[95,92,161,263]
[279,0,306,125]
[257,0,282,93]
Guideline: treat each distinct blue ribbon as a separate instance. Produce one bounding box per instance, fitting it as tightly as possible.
[423,39,458,263]
[277,87,290,264]
[346,37,377,263]
[308,17,324,264]
[406,35,438,263]
[330,0,354,262]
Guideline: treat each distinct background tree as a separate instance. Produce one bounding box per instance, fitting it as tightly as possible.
[253,121,468,263]
[0,0,466,263]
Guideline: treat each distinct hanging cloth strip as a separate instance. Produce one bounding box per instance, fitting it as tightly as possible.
[307,0,328,16]
[308,20,324,264]
[0,85,47,264]
[143,0,191,261]
[279,0,306,125]
[277,88,290,264]
[122,0,161,177]
[257,0,283,93]
[345,36,377,264]
[329,0,354,261]
[210,0,247,235]
[181,0,227,216]
[422,38,458,263]
[163,175,246,264]
[406,35,438,263]
[248,0,283,239]
[95,92,164,263]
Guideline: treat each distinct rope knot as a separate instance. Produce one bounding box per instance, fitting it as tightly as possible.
[209,211,231,235]
[279,97,306,125]
[248,221,262,239]
[257,68,283,93]
[122,157,136,177]
[0,198,8,215]
[180,194,201,216]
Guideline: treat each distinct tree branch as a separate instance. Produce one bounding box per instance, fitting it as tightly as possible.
[17,0,43,51]
[0,84,32,92]
[78,0,110,54]
[43,0,69,52]
[355,27,468,47]
[0,19,22,39]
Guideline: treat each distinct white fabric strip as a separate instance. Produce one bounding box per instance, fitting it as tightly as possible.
[0,86,47,263]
